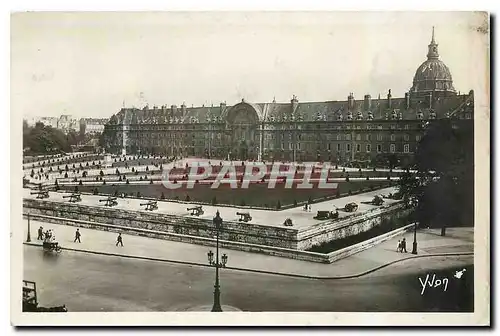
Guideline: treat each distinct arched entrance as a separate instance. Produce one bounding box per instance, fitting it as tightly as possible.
[225,102,260,161]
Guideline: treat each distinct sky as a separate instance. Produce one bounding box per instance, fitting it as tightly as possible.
[11,11,488,119]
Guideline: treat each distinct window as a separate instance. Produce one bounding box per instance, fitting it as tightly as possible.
[404,124,410,130]
[390,144,396,153]
[366,124,373,130]
[366,144,371,152]
[416,135,421,141]
[289,143,293,150]
[337,143,342,151]
[346,144,351,152]
[404,134,410,141]
[377,125,383,130]
[337,134,342,141]
[346,134,351,141]
[356,144,361,152]
[328,143,331,151]
[356,134,361,141]
[404,144,410,153]
[390,124,397,129]
[466,113,471,119]
[377,134,383,141]
[377,144,382,153]
[297,143,301,150]
[366,134,372,141]
[281,142,284,150]
[390,134,396,141]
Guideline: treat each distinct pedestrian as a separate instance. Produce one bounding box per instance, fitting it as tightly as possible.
[308,204,312,212]
[401,238,408,253]
[37,226,44,240]
[116,233,123,247]
[397,240,401,252]
[74,228,81,243]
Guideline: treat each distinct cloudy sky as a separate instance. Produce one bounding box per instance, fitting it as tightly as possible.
[11,11,488,119]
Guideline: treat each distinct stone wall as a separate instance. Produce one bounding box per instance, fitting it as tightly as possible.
[23,198,409,262]
[23,198,299,249]
[23,213,414,264]
[297,203,408,250]
[23,213,328,263]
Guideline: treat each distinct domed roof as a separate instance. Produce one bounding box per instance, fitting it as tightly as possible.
[410,28,456,96]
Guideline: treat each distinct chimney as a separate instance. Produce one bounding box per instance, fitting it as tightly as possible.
[363,94,371,111]
[181,102,187,115]
[291,95,299,112]
[348,93,355,111]
[405,93,410,109]
[387,89,392,109]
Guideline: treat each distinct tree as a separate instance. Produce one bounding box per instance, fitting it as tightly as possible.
[398,119,473,236]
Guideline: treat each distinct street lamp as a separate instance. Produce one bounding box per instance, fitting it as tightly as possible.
[207,210,228,312]
[26,213,31,242]
[412,221,418,254]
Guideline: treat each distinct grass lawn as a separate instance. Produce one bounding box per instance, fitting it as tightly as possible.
[60,180,394,209]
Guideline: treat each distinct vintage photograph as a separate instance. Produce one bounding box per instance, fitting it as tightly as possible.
[11,11,489,325]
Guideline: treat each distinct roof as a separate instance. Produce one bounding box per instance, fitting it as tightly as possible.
[106,91,472,126]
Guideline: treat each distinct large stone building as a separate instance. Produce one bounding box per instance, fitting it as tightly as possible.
[103,29,474,165]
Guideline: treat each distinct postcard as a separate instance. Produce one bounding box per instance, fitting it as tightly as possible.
[11,11,490,326]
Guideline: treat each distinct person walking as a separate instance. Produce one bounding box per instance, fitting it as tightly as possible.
[401,237,408,253]
[396,240,401,252]
[74,229,81,243]
[116,233,123,247]
[37,226,44,240]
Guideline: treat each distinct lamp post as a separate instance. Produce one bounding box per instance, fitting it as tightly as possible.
[207,210,228,312]
[26,213,31,242]
[411,221,418,254]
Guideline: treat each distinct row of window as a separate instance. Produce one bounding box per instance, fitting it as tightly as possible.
[267,133,421,141]
[274,142,412,153]
[123,123,420,132]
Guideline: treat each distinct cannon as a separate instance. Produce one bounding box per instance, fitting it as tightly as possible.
[187,205,204,216]
[30,190,49,199]
[313,210,339,220]
[237,212,252,222]
[62,193,81,203]
[140,200,158,211]
[99,196,118,207]
[372,195,384,206]
[344,202,358,212]
[283,218,293,227]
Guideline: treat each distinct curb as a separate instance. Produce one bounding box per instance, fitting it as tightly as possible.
[23,242,473,280]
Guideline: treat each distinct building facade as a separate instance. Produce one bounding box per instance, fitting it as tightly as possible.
[79,118,109,134]
[103,30,474,165]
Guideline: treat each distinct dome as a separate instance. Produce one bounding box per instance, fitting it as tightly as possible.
[410,28,456,96]
[412,59,455,93]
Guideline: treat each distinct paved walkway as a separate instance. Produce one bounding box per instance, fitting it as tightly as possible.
[23,219,473,278]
